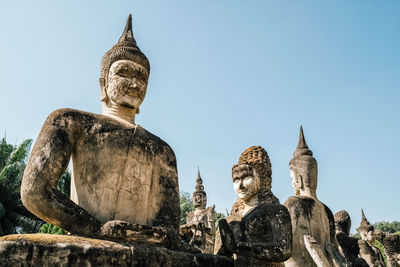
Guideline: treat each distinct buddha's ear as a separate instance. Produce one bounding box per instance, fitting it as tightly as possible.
[299,175,305,191]
[99,78,108,102]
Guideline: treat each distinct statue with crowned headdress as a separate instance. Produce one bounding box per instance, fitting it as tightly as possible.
[180,169,216,253]
[0,14,233,267]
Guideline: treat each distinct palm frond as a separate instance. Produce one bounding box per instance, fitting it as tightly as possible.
[7,139,32,165]
[8,212,44,233]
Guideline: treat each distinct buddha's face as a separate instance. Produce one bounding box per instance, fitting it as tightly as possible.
[193,192,206,209]
[232,164,260,201]
[106,60,148,109]
[360,228,375,244]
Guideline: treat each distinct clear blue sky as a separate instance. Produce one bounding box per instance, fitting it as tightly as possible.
[1,1,399,233]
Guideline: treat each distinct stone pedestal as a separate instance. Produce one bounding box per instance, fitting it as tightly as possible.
[0,234,233,267]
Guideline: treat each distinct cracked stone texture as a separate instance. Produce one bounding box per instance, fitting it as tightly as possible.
[21,108,180,237]
[0,234,233,267]
[375,230,400,267]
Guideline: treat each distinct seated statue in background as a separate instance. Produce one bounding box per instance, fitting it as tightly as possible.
[283,126,337,267]
[334,210,368,267]
[180,169,216,253]
[214,145,292,267]
[375,229,400,267]
[21,14,190,251]
[357,210,385,267]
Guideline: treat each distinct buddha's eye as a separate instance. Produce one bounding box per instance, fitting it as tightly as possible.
[244,176,253,181]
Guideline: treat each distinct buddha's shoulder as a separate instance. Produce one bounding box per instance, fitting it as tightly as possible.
[256,202,290,218]
[45,108,123,131]
[283,196,317,217]
[284,196,316,208]
[44,109,176,156]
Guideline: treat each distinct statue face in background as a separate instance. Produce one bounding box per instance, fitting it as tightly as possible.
[232,164,260,201]
[360,228,376,244]
[193,192,206,209]
[105,60,148,109]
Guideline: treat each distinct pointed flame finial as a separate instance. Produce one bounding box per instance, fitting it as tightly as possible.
[358,208,374,232]
[297,125,309,150]
[294,126,313,157]
[361,209,370,225]
[118,14,136,44]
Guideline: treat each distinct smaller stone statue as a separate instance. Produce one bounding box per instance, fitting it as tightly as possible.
[334,210,368,267]
[283,126,337,267]
[375,229,400,267]
[357,210,385,267]
[180,169,216,253]
[214,145,292,267]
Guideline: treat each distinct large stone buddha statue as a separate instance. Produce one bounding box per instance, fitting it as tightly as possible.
[283,126,336,267]
[20,15,181,246]
[214,145,292,267]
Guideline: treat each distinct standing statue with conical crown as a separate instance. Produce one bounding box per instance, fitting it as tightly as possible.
[19,14,187,250]
[283,126,337,267]
[357,210,385,266]
[180,168,216,253]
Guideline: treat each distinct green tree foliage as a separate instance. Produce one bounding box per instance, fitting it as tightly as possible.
[373,221,400,234]
[40,223,67,235]
[57,170,71,197]
[373,240,387,263]
[180,191,194,225]
[0,138,44,235]
[39,169,71,235]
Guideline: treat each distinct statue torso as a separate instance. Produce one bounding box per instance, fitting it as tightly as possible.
[284,196,335,267]
[50,109,179,228]
[358,240,385,267]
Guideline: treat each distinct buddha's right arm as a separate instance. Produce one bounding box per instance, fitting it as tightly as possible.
[21,109,102,237]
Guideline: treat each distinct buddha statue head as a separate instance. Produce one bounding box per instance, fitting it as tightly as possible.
[193,169,207,210]
[100,14,150,117]
[232,146,272,202]
[289,126,318,197]
[357,209,375,245]
[334,210,351,236]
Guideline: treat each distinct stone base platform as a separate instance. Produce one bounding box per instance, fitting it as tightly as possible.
[0,234,233,267]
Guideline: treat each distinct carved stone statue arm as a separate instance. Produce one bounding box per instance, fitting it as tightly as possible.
[21,109,102,237]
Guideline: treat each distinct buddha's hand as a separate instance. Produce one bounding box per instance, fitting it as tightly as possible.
[100,220,168,245]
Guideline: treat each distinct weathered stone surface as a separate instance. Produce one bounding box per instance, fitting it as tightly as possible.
[0,234,233,267]
[333,210,368,267]
[180,169,216,253]
[375,230,400,267]
[303,235,332,267]
[357,210,385,267]
[284,126,337,267]
[20,14,182,249]
[214,146,292,266]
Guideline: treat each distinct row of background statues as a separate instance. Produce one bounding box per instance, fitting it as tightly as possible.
[14,14,399,267]
[182,126,399,267]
